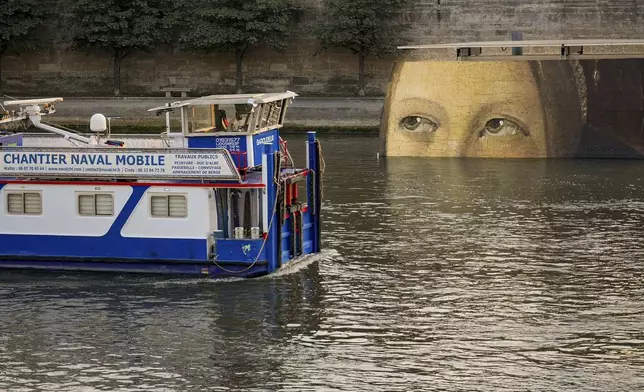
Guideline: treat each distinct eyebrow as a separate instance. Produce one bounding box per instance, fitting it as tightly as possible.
[392,98,448,122]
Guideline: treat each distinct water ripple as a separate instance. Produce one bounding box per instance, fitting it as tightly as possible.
[1,137,644,390]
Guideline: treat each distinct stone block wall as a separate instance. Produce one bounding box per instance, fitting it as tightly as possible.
[2,0,644,97]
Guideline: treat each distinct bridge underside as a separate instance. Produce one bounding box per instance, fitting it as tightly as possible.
[399,39,644,61]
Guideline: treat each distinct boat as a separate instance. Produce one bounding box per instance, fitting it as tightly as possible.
[0,92,323,278]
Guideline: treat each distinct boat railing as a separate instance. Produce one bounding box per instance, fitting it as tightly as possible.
[229,151,248,179]
[279,137,294,169]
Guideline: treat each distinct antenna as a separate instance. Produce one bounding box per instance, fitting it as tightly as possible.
[3,97,64,106]
[90,113,108,133]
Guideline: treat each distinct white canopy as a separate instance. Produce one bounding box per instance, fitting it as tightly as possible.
[148,91,298,112]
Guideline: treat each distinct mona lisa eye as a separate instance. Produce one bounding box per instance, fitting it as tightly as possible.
[399,116,439,133]
[480,118,528,137]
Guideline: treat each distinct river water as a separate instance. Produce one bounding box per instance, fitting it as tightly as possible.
[1,135,644,391]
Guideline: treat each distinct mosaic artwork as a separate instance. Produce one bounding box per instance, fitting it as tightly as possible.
[380,59,644,158]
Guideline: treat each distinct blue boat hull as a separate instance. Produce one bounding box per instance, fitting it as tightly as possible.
[0,258,270,278]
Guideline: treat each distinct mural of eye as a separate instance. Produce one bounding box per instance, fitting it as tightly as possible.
[479,118,528,137]
[399,116,439,133]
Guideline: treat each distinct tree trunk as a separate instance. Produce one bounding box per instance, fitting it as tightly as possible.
[235,48,245,94]
[358,53,366,97]
[113,49,122,96]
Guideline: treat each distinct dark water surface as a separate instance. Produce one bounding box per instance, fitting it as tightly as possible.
[2,135,644,391]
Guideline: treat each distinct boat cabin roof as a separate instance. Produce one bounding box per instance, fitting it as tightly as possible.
[148,91,297,135]
[148,91,298,112]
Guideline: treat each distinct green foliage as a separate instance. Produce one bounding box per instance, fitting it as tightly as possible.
[178,0,298,54]
[0,0,48,54]
[315,0,408,56]
[69,0,170,58]
[69,0,174,95]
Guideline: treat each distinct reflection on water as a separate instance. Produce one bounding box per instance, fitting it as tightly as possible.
[1,136,644,391]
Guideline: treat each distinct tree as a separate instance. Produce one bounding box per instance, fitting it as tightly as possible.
[316,0,408,96]
[70,0,170,96]
[179,0,298,93]
[0,0,47,94]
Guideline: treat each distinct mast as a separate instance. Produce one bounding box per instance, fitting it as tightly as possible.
[2,98,94,145]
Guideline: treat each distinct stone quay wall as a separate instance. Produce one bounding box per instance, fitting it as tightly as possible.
[3,0,644,97]
[43,97,384,131]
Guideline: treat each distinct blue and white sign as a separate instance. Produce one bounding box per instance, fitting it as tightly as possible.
[0,148,240,180]
[213,136,249,168]
[186,130,279,168]
[252,130,280,167]
[0,134,22,147]
[213,136,247,153]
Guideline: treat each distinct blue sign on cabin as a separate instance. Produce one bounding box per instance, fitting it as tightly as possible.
[213,136,247,153]
[187,130,279,169]
[252,129,280,167]
[188,135,249,168]
[214,135,248,168]
[0,134,23,147]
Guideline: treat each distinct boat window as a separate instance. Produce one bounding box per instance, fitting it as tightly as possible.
[230,104,253,132]
[78,193,114,216]
[258,100,283,129]
[187,104,240,133]
[150,195,187,218]
[6,192,42,215]
[187,105,215,133]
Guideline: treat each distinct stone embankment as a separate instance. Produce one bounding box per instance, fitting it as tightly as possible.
[6,0,644,97]
[44,97,383,134]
